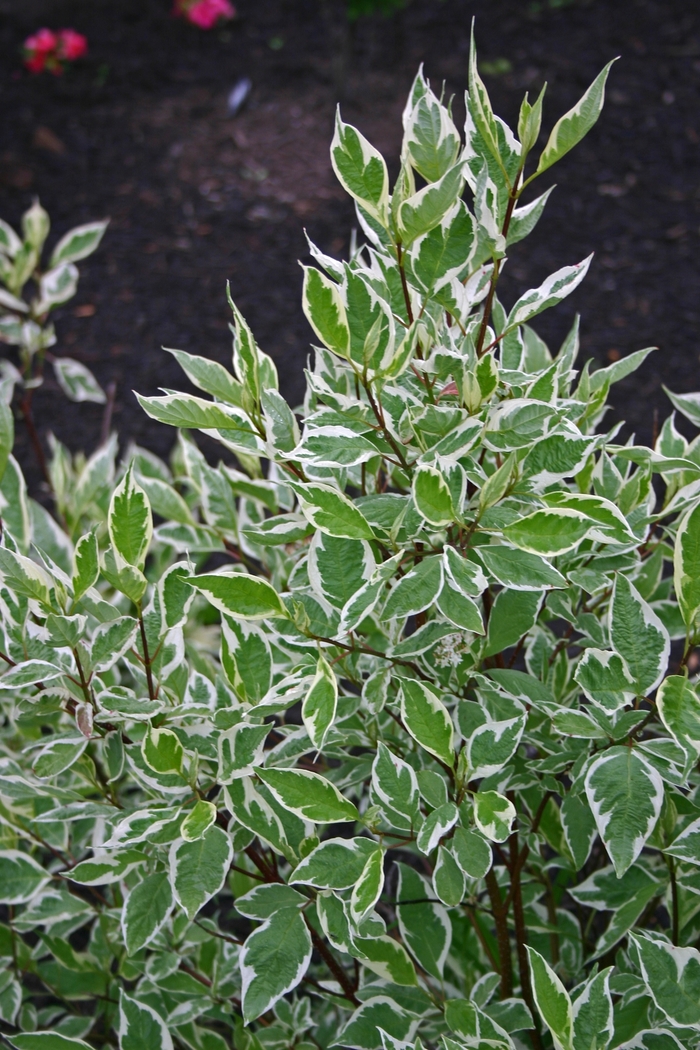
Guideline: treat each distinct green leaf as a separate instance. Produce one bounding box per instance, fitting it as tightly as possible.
[382,556,443,621]
[256,768,359,823]
[473,790,515,842]
[412,464,456,526]
[89,616,138,673]
[235,883,306,919]
[370,742,420,832]
[443,546,487,596]
[518,83,546,155]
[0,399,14,486]
[584,747,664,877]
[416,801,459,854]
[0,546,54,604]
[537,60,616,175]
[165,347,244,406]
[66,849,145,886]
[467,29,504,179]
[665,816,700,866]
[451,826,492,879]
[169,826,233,919]
[141,727,184,776]
[437,578,485,633]
[72,530,99,601]
[663,386,700,428]
[526,946,573,1050]
[331,111,389,223]
[22,199,50,251]
[631,932,700,1029]
[218,722,269,782]
[119,989,173,1050]
[483,588,543,657]
[406,202,476,295]
[587,346,655,393]
[291,837,378,889]
[656,675,700,759]
[350,847,385,922]
[400,677,455,766]
[339,996,414,1050]
[49,220,108,267]
[136,393,265,453]
[674,501,700,631]
[1,659,63,689]
[433,845,466,906]
[240,907,312,1023]
[33,737,87,778]
[503,507,590,555]
[122,871,173,954]
[262,388,300,453]
[52,358,105,404]
[478,544,566,590]
[506,257,592,331]
[221,618,272,703]
[181,800,217,841]
[353,935,418,987]
[467,715,525,779]
[224,778,293,861]
[396,862,451,979]
[309,532,375,609]
[190,571,287,620]
[572,968,614,1050]
[302,655,338,749]
[560,794,597,871]
[574,648,636,713]
[229,297,261,403]
[0,218,22,257]
[0,850,51,904]
[108,464,152,571]
[397,161,466,245]
[295,481,374,540]
[302,266,350,357]
[610,575,670,694]
[403,69,461,183]
[9,1036,93,1050]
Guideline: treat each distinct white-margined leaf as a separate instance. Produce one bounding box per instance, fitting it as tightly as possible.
[526,947,573,1050]
[119,989,173,1050]
[396,862,451,980]
[584,747,664,877]
[610,575,670,695]
[537,60,616,174]
[169,826,233,919]
[122,871,173,954]
[240,906,312,1023]
[631,932,700,1030]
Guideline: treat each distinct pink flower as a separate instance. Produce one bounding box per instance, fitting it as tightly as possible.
[174,0,235,29]
[24,28,57,54]
[25,52,48,73]
[23,26,87,74]
[57,29,88,61]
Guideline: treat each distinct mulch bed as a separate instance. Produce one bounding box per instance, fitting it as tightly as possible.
[0,0,698,488]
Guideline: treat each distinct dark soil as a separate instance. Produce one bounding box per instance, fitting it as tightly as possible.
[0,0,699,488]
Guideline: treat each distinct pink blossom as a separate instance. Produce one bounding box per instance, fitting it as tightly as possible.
[25,52,48,73]
[23,25,87,74]
[174,0,235,29]
[57,29,88,61]
[24,28,57,55]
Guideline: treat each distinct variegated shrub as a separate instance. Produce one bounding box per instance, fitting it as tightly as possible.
[2,35,700,1050]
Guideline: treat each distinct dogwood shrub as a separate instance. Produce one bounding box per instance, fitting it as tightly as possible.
[2,35,700,1050]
